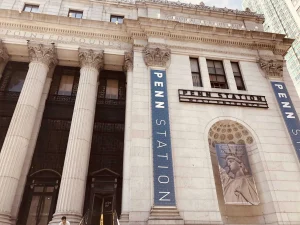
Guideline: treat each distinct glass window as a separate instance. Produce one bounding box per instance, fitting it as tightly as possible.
[190,58,202,87]
[23,4,39,12]
[110,15,124,24]
[57,75,74,96]
[7,71,27,92]
[207,59,228,89]
[106,79,119,99]
[68,10,83,19]
[231,62,246,90]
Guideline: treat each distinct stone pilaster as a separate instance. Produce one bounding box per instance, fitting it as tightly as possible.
[0,40,9,79]
[223,59,237,91]
[0,43,57,225]
[258,57,283,79]
[50,49,103,225]
[120,51,133,223]
[11,67,55,224]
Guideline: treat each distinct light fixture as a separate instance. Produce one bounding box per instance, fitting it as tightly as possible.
[228,23,231,27]
[173,16,175,20]
[115,20,119,25]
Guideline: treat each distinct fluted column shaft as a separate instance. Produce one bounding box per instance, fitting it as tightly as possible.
[0,43,57,225]
[11,68,54,223]
[50,49,103,225]
[120,51,133,223]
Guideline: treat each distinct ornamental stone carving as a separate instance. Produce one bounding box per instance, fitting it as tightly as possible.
[123,51,133,71]
[259,58,283,79]
[79,49,104,71]
[143,45,171,68]
[28,43,58,68]
[0,40,9,63]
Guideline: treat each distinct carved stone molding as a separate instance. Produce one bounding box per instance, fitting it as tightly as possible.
[28,43,58,68]
[143,45,171,68]
[0,40,9,63]
[259,58,283,79]
[78,49,104,71]
[123,51,133,71]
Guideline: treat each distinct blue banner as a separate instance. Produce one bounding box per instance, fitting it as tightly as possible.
[271,81,300,160]
[150,69,176,206]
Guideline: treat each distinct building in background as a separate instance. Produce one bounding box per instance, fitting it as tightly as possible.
[0,0,300,225]
[243,0,300,96]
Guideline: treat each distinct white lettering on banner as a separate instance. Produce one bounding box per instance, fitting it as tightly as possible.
[285,112,296,119]
[155,91,164,97]
[292,129,300,135]
[159,192,171,201]
[158,175,170,184]
[156,119,166,126]
[281,102,291,108]
[155,101,165,108]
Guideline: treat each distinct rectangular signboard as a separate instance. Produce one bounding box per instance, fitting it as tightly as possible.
[150,69,176,206]
[271,81,300,160]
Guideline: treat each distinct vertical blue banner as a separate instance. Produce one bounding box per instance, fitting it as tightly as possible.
[150,69,176,206]
[271,81,300,160]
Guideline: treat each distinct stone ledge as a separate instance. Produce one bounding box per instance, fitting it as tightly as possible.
[148,206,184,225]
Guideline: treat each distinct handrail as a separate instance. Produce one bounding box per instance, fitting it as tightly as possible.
[79,209,90,225]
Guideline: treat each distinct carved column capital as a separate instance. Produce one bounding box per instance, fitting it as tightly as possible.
[259,58,283,79]
[28,43,58,68]
[143,44,171,68]
[0,40,9,63]
[78,49,104,71]
[123,51,133,72]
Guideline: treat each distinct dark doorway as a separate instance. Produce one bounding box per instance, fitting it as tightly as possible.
[18,170,60,225]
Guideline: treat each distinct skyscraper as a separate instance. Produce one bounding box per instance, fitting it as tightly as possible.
[243,0,300,95]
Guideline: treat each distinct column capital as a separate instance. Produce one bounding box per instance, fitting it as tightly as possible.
[78,49,104,71]
[259,57,283,79]
[28,43,58,68]
[123,51,133,72]
[0,40,9,63]
[143,44,171,68]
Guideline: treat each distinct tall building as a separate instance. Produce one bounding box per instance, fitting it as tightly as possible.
[0,0,300,225]
[243,0,300,96]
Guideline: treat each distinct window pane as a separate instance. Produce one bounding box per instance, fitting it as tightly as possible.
[190,58,199,72]
[233,72,241,77]
[118,17,124,24]
[69,12,75,18]
[111,17,117,23]
[216,68,224,75]
[214,61,223,69]
[208,67,215,74]
[106,79,119,99]
[216,75,225,82]
[192,72,201,87]
[231,62,239,73]
[31,6,39,12]
[7,70,27,92]
[209,75,217,81]
[76,13,83,19]
[206,60,214,68]
[58,75,74,96]
[24,6,32,12]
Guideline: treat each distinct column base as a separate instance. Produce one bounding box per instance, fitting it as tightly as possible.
[0,214,12,225]
[148,206,184,225]
[119,212,129,225]
[49,213,81,225]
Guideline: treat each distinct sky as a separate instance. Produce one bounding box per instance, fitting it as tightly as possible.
[178,0,243,10]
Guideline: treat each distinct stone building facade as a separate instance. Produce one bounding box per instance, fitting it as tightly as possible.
[0,0,300,225]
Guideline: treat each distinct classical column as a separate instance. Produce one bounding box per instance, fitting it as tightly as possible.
[50,49,103,224]
[0,40,9,79]
[120,51,133,223]
[143,44,183,225]
[11,67,55,224]
[0,43,57,225]
[259,57,283,79]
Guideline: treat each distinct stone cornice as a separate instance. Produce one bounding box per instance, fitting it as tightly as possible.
[0,40,9,63]
[135,0,264,22]
[259,58,283,79]
[0,9,293,56]
[28,43,58,68]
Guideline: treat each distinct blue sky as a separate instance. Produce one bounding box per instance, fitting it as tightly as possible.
[179,0,243,10]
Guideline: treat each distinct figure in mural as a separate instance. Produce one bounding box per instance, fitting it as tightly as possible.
[216,144,260,205]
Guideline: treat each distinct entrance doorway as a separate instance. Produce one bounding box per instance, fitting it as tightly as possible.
[84,169,120,225]
[18,170,60,225]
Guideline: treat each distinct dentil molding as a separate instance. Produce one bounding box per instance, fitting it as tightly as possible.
[259,58,283,79]
[28,43,58,68]
[143,44,171,68]
[0,40,9,63]
[78,49,104,70]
